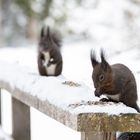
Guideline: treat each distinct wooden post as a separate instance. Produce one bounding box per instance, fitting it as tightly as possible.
[12,97,31,140]
[81,132,116,140]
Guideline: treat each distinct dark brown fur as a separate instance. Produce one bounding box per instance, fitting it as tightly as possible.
[38,26,63,76]
[90,50,140,113]
[118,132,140,140]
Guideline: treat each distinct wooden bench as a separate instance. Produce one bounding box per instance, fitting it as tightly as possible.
[0,61,140,140]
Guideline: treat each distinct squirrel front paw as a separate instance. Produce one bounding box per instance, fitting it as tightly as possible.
[100,98,110,102]
[100,98,119,103]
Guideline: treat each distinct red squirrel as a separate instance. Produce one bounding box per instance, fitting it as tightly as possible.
[90,50,140,113]
[38,26,63,76]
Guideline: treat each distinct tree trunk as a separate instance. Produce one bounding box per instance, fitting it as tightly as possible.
[0,0,13,45]
[26,17,38,43]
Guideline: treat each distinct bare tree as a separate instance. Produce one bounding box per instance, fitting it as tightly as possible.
[0,0,13,45]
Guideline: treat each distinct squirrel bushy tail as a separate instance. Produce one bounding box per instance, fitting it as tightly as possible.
[40,26,62,48]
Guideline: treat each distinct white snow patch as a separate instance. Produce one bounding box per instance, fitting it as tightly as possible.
[0,127,13,140]
[0,59,138,115]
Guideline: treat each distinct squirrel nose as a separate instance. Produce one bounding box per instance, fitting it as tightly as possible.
[95,89,101,97]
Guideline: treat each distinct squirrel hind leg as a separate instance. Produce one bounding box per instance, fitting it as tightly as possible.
[134,104,140,113]
[125,102,140,113]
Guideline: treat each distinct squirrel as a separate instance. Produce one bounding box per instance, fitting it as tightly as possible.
[38,26,63,76]
[90,50,140,113]
[118,132,140,140]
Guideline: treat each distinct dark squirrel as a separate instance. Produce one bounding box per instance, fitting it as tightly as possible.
[118,132,140,140]
[90,50,140,113]
[38,26,63,76]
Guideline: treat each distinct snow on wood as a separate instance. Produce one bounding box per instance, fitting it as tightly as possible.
[0,126,13,140]
[0,60,140,132]
[0,60,137,115]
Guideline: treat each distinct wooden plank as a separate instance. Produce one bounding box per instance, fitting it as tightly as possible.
[0,59,140,133]
[0,80,140,132]
[12,97,30,140]
[77,113,140,132]
[81,132,116,140]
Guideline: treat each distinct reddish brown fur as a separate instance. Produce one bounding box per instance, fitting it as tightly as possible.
[90,50,140,113]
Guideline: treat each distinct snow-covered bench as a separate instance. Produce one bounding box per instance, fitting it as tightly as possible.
[0,60,140,140]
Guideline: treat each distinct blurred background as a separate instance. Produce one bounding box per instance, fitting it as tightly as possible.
[0,0,140,48]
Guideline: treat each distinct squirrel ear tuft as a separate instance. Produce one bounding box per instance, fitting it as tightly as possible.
[46,26,54,43]
[40,26,45,38]
[100,49,106,63]
[90,50,99,68]
[100,49,110,71]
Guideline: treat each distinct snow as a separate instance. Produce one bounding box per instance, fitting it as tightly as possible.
[0,46,140,140]
[0,46,139,116]
[0,40,140,140]
[0,126,13,140]
[0,45,140,140]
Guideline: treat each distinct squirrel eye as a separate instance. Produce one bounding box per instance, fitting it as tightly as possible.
[49,58,54,63]
[40,54,44,60]
[99,74,104,81]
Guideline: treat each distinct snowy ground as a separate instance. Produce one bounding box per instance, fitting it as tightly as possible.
[0,41,140,140]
